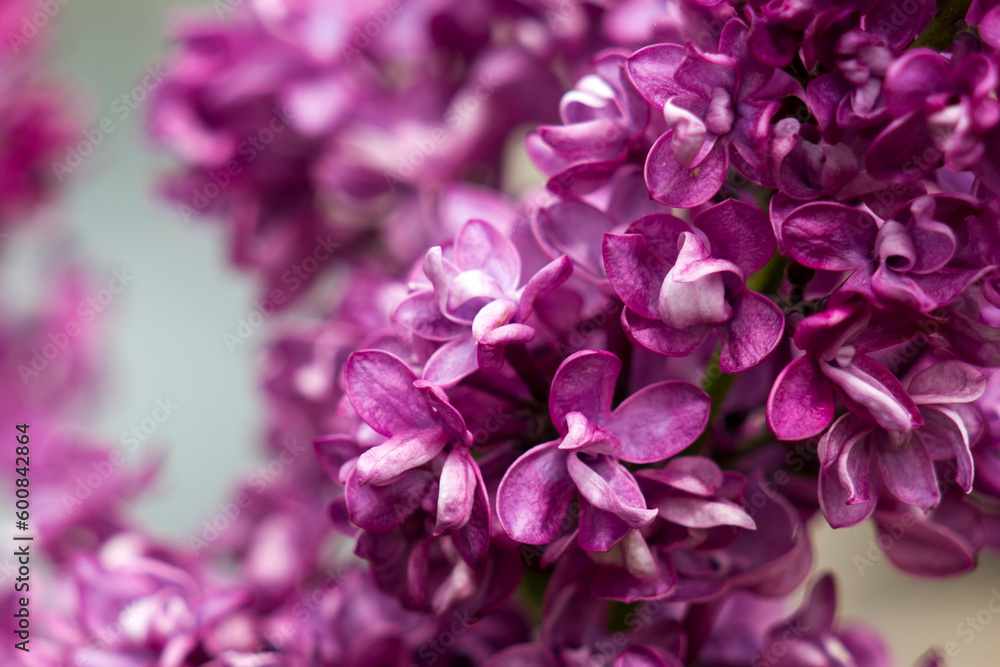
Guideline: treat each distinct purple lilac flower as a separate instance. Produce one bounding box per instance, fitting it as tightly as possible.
[394,218,572,387]
[498,350,710,550]
[626,18,800,207]
[604,199,784,372]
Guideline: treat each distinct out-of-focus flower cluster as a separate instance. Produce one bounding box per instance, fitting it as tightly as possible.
[11,0,1000,664]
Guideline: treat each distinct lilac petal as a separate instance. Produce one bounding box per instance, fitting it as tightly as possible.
[414,381,469,444]
[454,219,521,291]
[878,266,994,313]
[866,112,935,183]
[518,255,573,322]
[355,426,449,486]
[622,308,712,357]
[577,499,631,552]
[874,509,977,577]
[919,407,974,493]
[452,460,492,566]
[626,213,691,265]
[656,497,755,529]
[636,456,723,496]
[674,46,737,99]
[546,158,626,198]
[549,350,620,432]
[906,360,986,405]
[694,199,775,275]
[626,43,687,109]
[817,416,877,528]
[314,434,358,482]
[393,290,468,341]
[779,202,877,270]
[605,381,710,463]
[821,354,923,433]
[345,350,434,435]
[537,200,612,278]
[447,270,506,314]
[716,290,784,373]
[496,441,574,544]
[422,334,479,388]
[477,323,535,372]
[876,435,941,511]
[615,645,683,667]
[767,356,835,441]
[837,426,873,505]
[345,468,435,532]
[645,131,728,208]
[603,233,669,320]
[982,6,1000,50]
[568,454,657,530]
[435,449,476,534]
[422,246,461,311]
[559,412,624,457]
[658,233,737,330]
[883,48,949,118]
[484,645,551,667]
[471,298,518,342]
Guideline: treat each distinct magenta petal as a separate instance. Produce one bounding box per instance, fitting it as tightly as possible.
[644,132,728,208]
[393,290,467,341]
[422,334,479,388]
[656,497,755,529]
[657,233,737,329]
[471,298,518,341]
[477,323,534,372]
[626,43,687,109]
[537,199,613,278]
[497,441,574,545]
[559,412,623,457]
[434,451,471,528]
[577,499,631,552]
[615,645,683,667]
[345,350,435,435]
[817,417,877,528]
[826,353,923,433]
[636,456,724,496]
[452,460,491,566]
[603,233,669,320]
[906,360,986,405]
[454,219,521,291]
[518,254,573,322]
[876,435,941,511]
[717,290,784,373]
[622,308,712,358]
[873,509,977,577]
[355,425,449,486]
[414,381,469,444]
[694,199,775,275]
[767,356,835,441]
[549,350,620,432]
[345,468,435,532]
[605,382,710,463]
[779,202,877,271]
[567,454,657,531]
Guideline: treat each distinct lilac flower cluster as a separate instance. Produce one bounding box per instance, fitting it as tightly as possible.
[10,0,1000,665]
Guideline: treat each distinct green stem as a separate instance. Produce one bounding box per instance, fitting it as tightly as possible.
[911,0,975,51]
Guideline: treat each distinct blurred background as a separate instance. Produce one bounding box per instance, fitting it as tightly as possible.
[18,1,1000,664]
